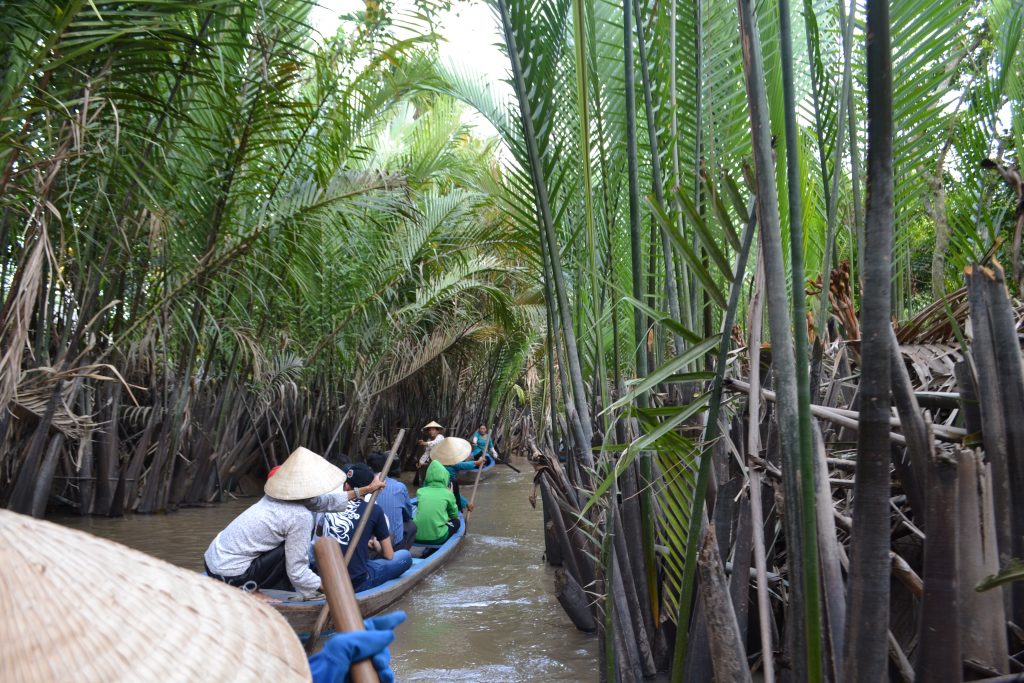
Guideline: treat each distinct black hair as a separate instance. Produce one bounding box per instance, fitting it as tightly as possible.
[367,451,403,477]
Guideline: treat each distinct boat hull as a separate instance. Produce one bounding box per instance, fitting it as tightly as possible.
[456,455,495,484]
[255,513,466,640]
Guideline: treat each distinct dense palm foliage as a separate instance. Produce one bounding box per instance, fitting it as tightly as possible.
[5,0,1024,680]
[495,0,1024,679]
[0,1,538,515]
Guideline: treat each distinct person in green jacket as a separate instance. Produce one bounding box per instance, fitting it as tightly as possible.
[428,435,481,514]
[414,459,461,544]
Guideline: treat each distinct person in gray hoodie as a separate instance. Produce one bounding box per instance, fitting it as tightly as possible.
[204,447,383,596]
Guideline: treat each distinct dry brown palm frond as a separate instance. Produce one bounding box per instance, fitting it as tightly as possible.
[9,369,92,441]
[0,225,53,417]
[894,287,969,344]
[9,361,142,442]
[897,343,963,392]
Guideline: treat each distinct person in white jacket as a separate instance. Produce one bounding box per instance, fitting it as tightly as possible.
[415,420,445,485]
[417,421,445,465]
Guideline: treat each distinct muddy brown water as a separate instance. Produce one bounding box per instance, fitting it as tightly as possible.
[55,461,598,681]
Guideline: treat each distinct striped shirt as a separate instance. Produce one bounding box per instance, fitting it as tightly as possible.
[375,477,413,546]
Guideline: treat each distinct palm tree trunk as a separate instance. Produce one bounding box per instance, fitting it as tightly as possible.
[735,0,818,677]
[698,528,754,683]
[497,0,595,471]
[916,446,960,682]
[689,0,703,330]
[842,0,894,679]
[842,0,864,291]
[624,0,663,636]
[670,202,757,680]
[668,0,694,333]
[623,0,648,405]
[809,0,856,401]
[778,0,824,674]
[570,0,613,443]
[746,248,776,683]
[635,0,684,356]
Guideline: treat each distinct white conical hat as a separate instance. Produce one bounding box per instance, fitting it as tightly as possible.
[0,509,309,682]
[264,446,345,501]
[431,436,473,466]
[423,421,444,430]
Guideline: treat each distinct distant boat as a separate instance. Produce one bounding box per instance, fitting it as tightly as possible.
[456,454,495,485]
[255,508,466,641]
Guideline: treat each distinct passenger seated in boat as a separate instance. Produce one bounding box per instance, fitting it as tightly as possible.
[204,447,384,597]
[318,463,413,591]
[414,459,462,544]
[366,451,416,551]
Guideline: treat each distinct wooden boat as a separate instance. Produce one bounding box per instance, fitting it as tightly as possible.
[456,453,495,484]
[255,510,466,641]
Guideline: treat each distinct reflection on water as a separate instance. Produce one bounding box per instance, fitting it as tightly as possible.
[54,463,598,681]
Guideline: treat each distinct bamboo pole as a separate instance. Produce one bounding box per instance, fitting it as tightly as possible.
[465,451,486,529]
[343,430,405,565]
[313,537,379,683]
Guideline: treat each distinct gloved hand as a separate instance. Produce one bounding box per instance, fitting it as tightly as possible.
[308,611,407,683]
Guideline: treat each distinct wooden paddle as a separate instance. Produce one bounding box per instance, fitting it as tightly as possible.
[313,537,379,683]
[498,457,521,474]
[464,451,487,528]
[488,438,521,473]
[305,428,406,650]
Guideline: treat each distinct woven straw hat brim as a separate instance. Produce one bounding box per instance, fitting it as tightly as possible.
[423,421,443,430]
[265,446,345,501]
[431,436,473,466]
[0,509,309,682]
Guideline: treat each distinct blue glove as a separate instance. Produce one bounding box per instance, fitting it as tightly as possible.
[308,611,407,683]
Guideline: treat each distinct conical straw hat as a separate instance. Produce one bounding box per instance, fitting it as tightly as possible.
[264,446,345,501]
[431,436,473,466]
[0,509,309,682]
[423,420,444,430]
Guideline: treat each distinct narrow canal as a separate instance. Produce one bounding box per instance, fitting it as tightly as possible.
[55,459,598,681]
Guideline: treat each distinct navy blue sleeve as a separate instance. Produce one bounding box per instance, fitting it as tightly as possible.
[371,506,390,541]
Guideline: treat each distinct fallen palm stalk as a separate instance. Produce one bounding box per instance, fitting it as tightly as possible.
[724,378,965,442]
